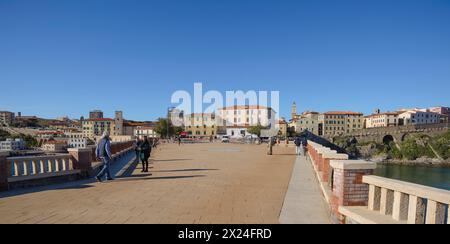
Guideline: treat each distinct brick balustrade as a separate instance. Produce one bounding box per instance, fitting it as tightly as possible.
[329,160,376,223]
[307,140,450,224]
[307,140,376,224]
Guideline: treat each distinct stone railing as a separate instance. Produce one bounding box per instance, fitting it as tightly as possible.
[344,175,450,224]
[7,154,75,179]
[0,141,135,191]
[307,140,450,224]
[307,141,376,223]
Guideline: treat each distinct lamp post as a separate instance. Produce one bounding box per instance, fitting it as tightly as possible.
[167,107,175,140]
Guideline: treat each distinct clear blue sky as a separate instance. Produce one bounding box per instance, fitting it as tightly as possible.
[1,0,449,121]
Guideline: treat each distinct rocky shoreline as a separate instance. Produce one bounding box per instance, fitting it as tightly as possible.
[367,156,450,167]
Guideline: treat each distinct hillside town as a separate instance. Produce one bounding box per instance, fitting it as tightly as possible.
[1,104,448,155]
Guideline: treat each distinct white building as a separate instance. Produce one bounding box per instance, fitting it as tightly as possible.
[41,141,67,152]
[293,111,321,134]
[217,105,277,138]
[365,112,399,128]
[0,138,25,151]
[398,110,440,126]
[68,138,88,149]
[134,126,158,139]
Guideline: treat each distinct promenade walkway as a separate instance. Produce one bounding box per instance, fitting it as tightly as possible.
[279,155,331,224]
[0,143,296,224]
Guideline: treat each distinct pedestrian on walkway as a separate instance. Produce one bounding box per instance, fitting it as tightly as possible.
[140,136,152,173]
[134,138,141,163]
[95,131,114,182]
[178,136,181,146]
[302,138,308,157]
[294,137,302,156]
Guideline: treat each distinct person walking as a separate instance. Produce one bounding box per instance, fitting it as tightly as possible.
[134,138,141,163]
[178,136,181,146]
[140,136,152,173]
[302,138,308,157]
[95,131,114,182]
[294,137,302,156]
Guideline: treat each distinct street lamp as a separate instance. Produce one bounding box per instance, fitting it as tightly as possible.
[167,107,175,139]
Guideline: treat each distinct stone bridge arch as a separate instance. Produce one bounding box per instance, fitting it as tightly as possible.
[382,135,395,145]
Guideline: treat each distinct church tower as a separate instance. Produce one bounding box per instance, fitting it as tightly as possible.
[291,102,297,120]
[114,111,124,136]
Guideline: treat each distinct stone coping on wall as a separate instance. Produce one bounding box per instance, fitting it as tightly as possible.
[339,206,406,224]
[67,148,92,153]
[8,170,82,183]
[330,160,377,170]
[363,175,450,204]
[321,153,349,160]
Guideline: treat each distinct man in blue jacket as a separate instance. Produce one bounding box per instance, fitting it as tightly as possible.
[95,131,113,182]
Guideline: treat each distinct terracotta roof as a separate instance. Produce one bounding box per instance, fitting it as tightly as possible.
[37,131,64,135]
[367,112,399,117]
[136,126,155,130]
[186,113,215,117]
[86,118,114,122]
[303,111,319,115]
[43,140,67,145]
[218,105,270,110]
[324,111,363,115]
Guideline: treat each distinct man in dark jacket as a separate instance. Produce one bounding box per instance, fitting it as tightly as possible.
[294,137,302,156]
[134,138,141,163]
[140,136,152,173]
[95,131,113,182]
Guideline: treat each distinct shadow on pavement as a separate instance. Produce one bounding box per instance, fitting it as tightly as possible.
[150,168,219,173]
[153,159,193,162]
[112,175,206,183]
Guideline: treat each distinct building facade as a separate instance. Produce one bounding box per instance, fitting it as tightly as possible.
[365,112,399,128]
[184,113,217,137]
[322,111,364,137]
[217,105,276,138]
[68,138,88,149]
[0,111,15,126]
[82,118,114,140]
[135,126,159,139]
[0,138,25,151]
[398,110,440,126]
[41,141,67,152]
[89,110,104,119]
[293,111,321,135]
[428,106,450,123]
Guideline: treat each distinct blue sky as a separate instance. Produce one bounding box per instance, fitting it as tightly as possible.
[1,0,449,121]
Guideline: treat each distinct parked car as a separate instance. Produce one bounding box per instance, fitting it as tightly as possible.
[221,136,230,143]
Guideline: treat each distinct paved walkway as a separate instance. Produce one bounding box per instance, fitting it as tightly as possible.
[0,143,296,224]
[279,155,331,224]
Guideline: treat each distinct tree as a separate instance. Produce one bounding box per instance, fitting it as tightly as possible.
[154,118,184,138]
[247,124,265,138]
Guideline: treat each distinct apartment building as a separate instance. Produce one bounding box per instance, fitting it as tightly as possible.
[0,111,15,126]
[82,118,115,140]
[135,126,159,139]
[398,110,440,126]
[184,113,217,137]
[293,111,322,135]
[0,138,25,151]
[365,112,399,128]
[41,141,67,152]
[322,111,364,137]
[217,105,276,138]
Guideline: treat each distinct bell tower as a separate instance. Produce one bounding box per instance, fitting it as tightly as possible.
[291,102,297,120]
